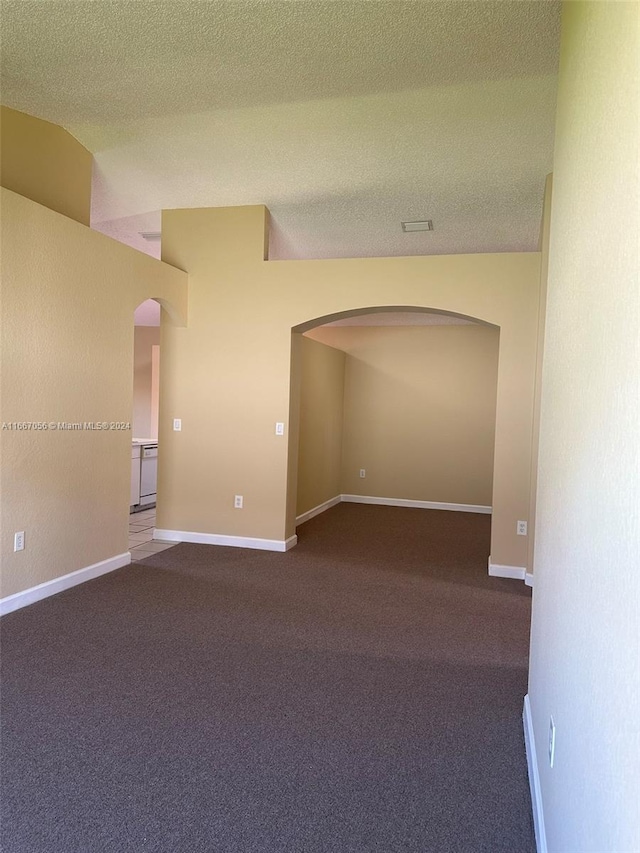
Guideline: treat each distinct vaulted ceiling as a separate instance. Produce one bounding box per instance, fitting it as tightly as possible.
[1,1,561,260]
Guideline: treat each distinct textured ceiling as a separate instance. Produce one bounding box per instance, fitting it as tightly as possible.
[1,0,561,260]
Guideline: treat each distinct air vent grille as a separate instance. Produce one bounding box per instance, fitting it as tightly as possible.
[401,220,433,233]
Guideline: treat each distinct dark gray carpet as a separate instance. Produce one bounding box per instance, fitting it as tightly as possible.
[1,504,535,852]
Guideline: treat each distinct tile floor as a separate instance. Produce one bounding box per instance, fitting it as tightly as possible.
[128,508,177,560]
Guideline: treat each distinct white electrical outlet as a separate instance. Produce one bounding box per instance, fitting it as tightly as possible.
[359,469,366,478]
[517,520,528,536]
[234,495,243,509]
[275,422,285,436]
[14,531,25,552]
[173,418,182,432]
[548,716,556,767]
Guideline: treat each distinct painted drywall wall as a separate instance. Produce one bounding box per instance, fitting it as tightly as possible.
[0,106,92,226]
[526,174,553,578]
[528,3,639,851]
[160,205,540,568]
[150,344,160,442]
[308,324,499,506]
[133,326,161,439]
[296,336,345,516]
[0,189,187,598]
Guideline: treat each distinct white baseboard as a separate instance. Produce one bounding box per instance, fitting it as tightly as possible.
[341,495,492,514]
[523,694,548,853]
[0,552,131,617]
[296,495,342,525]
[525,572,534,587]
[295,494,492,528]
[488,558,527,581]
[154,529,297,552]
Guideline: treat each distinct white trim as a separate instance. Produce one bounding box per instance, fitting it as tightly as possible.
[0,552,131,617]
[296,495,342,525]
[488,558,527,580]
[523,694,548,853]
[153,529,297,552]
[525,572,534,587]
[341,495,492,514]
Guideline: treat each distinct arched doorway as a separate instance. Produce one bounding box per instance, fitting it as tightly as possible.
[288,306,500,561]
[127,297,177,562]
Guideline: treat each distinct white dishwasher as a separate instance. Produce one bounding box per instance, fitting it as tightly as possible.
[130,445,141,507]
[139,444,158,506]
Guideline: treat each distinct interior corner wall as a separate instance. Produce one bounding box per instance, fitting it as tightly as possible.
[308,324,499,508]
[0,188,187,599]
[296,336,345,516]
[0,106,92,226]
[133,326,161,439]
[528,2,639,851]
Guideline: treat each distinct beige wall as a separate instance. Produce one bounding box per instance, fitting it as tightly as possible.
[0,106,92,226]
[296,336,345,516]
[133,326,161,439]
[0,189,187,597]
[527,175,553,576]
[309,324,499,507]
[160,205,540,568]
[151,344,160,441]
[528,2,639,850]
[157,206,287,542]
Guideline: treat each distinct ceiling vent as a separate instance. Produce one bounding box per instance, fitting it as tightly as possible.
[140,231,161,241]
[401,220,433,233]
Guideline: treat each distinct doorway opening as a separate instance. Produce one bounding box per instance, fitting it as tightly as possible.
[290,306,500,570]
[128,298,175,561]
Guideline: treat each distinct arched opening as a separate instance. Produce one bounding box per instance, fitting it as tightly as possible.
[293,305,493,332]
[289,305,500,574]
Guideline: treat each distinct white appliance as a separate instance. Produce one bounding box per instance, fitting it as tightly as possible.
[130,445,141,507]
[139,444,158,506]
